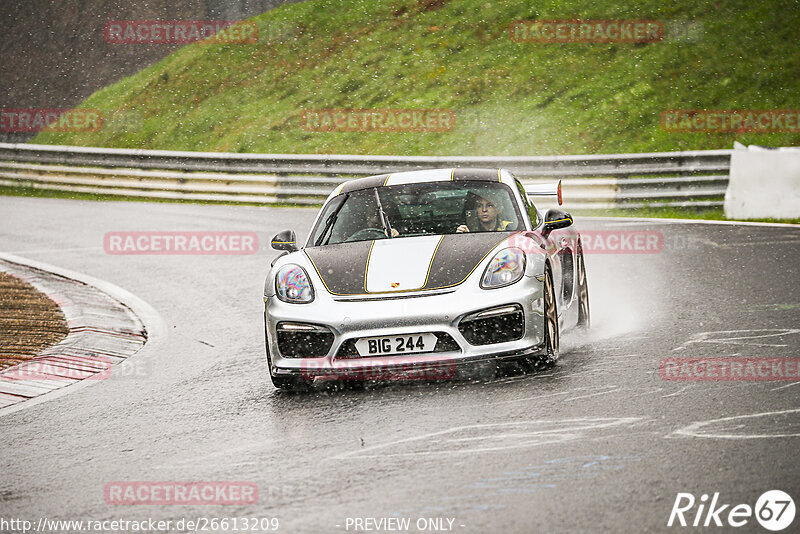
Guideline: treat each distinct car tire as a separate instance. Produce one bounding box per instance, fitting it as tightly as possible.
[542,265,560,363]
[270,373,312,392]
[576,245,590,328]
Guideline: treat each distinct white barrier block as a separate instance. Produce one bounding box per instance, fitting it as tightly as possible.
[725,143,800,219]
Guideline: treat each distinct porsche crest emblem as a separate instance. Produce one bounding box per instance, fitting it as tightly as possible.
[391,282,400,288]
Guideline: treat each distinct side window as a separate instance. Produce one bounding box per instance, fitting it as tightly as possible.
[514,179,539,228]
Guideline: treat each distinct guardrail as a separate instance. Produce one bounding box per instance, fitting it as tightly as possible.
[0,143,733,209]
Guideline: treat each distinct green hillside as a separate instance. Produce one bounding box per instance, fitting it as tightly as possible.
[34,0,800,155]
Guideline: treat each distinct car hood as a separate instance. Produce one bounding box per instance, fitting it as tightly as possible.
[304,232,515,296]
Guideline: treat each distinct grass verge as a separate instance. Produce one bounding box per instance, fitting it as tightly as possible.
[31,0,800,155]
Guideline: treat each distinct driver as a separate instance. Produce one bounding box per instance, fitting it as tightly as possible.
[456,190,514,233]
[348,203,399,239]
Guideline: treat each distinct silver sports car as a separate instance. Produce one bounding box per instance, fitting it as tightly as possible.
[264,168,589,390]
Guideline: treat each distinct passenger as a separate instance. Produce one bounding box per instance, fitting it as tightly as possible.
[456,191,514,233]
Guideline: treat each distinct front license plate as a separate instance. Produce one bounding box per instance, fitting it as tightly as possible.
[355,333,438,357]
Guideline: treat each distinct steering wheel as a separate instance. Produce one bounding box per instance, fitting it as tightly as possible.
[345,228,386,241]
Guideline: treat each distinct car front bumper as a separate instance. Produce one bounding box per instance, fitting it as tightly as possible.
[265,276,546,381]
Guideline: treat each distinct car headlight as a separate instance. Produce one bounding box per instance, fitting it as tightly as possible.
[481,248,526,289]
[275,264,314,303]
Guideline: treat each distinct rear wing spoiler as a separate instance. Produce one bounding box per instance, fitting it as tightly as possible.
[524,180,562,205]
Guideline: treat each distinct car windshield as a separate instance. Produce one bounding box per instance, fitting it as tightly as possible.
[309,181,524,246]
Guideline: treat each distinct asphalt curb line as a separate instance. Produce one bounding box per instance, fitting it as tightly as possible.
[0,253,164,416]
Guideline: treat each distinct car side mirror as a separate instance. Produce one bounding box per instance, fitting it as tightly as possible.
[271,230,298,252]
[542,209,573,236]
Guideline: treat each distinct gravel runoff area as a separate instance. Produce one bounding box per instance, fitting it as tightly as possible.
[0,258,147,410]
[0,271,69,371]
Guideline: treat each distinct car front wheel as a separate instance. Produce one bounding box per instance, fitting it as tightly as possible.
[270,373,312,392]
[576,245,590,328]
[543,266,560,363]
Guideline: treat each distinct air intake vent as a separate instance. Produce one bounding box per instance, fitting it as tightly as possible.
[458,304,524,345]
[276,322,334,358]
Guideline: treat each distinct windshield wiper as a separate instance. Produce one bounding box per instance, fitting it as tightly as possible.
[373,188,393,239]
[315,193,349,246]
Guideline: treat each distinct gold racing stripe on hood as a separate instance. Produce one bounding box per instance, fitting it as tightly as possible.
[304,233,519,296]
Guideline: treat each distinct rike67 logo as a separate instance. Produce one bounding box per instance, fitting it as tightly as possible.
[668,490,795,531]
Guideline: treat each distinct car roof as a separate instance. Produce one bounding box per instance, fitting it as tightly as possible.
[333,168,513,196]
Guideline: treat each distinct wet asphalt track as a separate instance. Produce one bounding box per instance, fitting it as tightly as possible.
[0,196,799,533]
